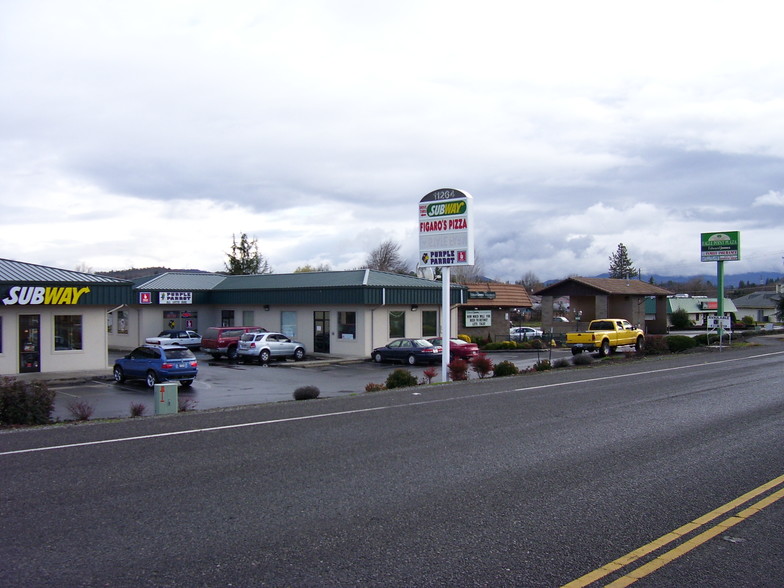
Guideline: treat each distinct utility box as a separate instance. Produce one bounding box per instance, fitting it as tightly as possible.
[154,382,179,415]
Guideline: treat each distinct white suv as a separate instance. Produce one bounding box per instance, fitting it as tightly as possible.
[237,332,306,363]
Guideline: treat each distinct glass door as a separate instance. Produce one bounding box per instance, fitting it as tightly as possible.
[313,311,330,353]
[19,314,41,373]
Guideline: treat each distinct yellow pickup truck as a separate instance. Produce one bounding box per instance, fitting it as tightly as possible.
[565,318,645,357]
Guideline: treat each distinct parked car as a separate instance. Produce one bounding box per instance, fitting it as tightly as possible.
[237,332,306,363]
[201,326,266,360]
[509,326,543,341]
[426,337,479,361]
[371,338,442,365]
[113,345,198,388]
[145,329,202,350]
[553,316,570,323]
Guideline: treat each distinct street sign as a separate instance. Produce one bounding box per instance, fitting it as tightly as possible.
[418,188,475,267]
[707,315,731,329]
[701,231,740,262]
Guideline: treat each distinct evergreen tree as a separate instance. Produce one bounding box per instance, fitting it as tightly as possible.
[224,233,271,275]
[608,243,638,279]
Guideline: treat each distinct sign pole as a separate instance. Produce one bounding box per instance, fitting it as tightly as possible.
[441,266,451,382]
[717,260,725,347]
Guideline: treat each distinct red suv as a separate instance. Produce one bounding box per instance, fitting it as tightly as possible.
[200,326,266,360]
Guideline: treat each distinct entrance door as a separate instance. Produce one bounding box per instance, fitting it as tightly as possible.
[313,311,330,353]
[19,314,41,373]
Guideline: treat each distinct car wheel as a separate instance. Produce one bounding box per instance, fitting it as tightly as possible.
[210,353,221,360]
[571,348,582,356]
[113,365,125,383]
[259,349,271,363]
[293,347,305,361]
[598,339,610,357]
[635,336,645,352]
[146,370,158,388]
[373,352,383,363]
[407,354,417,366]
[180,380,193,388]
[227,346,238,361]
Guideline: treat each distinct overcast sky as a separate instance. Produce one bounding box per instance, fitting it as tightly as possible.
[2,0,784,282]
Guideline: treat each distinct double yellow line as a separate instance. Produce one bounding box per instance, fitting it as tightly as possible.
[563,473,784,587]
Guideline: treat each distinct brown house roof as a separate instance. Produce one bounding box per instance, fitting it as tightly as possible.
[535,277,673,297]
[460,282,533,308]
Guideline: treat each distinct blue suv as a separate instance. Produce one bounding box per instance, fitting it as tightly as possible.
[113,345,198,388]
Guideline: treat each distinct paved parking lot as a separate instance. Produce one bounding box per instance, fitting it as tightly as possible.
[50,349,571,421]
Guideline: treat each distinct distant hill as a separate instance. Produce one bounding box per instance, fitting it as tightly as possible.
[96,267,212,280]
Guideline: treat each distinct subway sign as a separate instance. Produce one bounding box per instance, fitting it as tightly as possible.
[2,286,91,305]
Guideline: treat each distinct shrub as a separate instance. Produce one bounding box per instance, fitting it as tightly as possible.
[533,360,551,371]
[484,341,519,351]
[470,354,494,379]
[456,334,472,343]
[742,315,755,327]
[666,335,697,353]
[572,353,594,366]
[178,398,198,412]
[130,402,147,418]
[67,401,94,421]
[448,358,469,381]
[386,369,419,389]
[693,333,720,346]
[553,358,570,368]
[421,366,438,384]
[531,339,546,349]
[293,385,320,400]
[671,308,692,330]
[643,335,670,355]
[0,377,55,426]
[365,382,386,392]
[493,360,520,377]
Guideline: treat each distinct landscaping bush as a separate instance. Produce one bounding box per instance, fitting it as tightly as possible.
[67,401,94,421]
[386,369,419,389]
[572,353,594,366]
[484,341,519,351]
[456,334,472,343]
[421,366,438,384]
[643,335,670,355]
[553,358,570,368]
[365,382,386,392]
[742,315,755,327]
[0,377,55,426]
[670,308,692,330]
[448,358,469,381]
[470,354,494,379]
[693,333,720,346]
[665,335,697,353]
[531,339,546,349]
[493,360,519,377]
[293,385,321,400]
[130,402,147,418]
[532,360,552,371]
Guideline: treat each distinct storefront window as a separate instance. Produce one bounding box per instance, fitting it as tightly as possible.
[54,315,83,350]
[338,311,356,340]
[281,311,297,338]
[117,310,129,335]
[221,310,235,327]
[242,310,255,326]
[422,310,438,337]
[389,311,405,338]
[107,313,113,333]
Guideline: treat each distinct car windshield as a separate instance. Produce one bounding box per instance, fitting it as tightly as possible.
[164,348,195,359]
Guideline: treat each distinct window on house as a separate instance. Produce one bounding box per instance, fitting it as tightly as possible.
[389,311,405,338]
[221,310,235,327]
[338,311,356,340]
[117,310,129,335]
[54,315,83,350]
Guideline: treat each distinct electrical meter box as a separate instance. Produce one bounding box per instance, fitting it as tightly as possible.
[154,382,179,415]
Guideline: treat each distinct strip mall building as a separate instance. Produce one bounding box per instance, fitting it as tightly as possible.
[1,258,472,376]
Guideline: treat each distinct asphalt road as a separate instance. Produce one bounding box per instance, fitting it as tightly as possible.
[1,341,783,587]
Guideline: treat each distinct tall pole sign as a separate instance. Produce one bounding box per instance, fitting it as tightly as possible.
[701,231,740,347]
[419,188,475,382]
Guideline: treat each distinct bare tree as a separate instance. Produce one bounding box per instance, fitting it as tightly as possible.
[294,263,332,273]
[518,270,542,292]
[364,240,410,274]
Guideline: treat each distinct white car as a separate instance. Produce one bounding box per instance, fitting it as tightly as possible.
[145,330,202,350]
[237,332,306,363]
[509,326,543,341]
